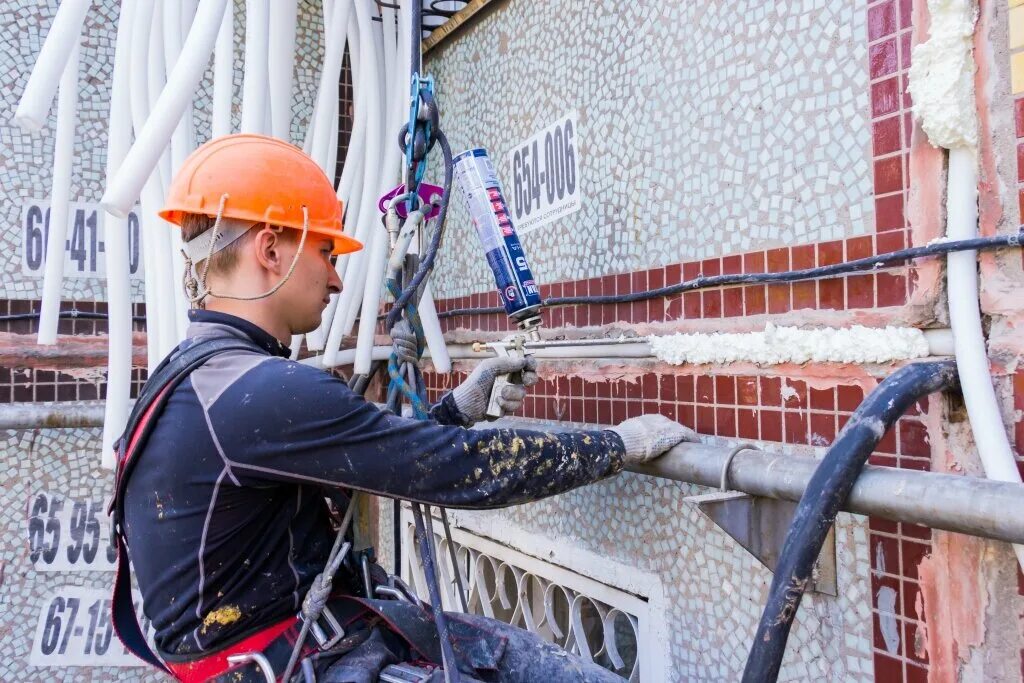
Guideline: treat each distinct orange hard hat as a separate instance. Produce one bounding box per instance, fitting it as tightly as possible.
[159,133,362,256]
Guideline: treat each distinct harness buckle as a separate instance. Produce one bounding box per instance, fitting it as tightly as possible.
[305,604,345,650]
[379,662,440,682]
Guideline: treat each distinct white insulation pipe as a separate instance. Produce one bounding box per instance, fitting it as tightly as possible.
[101,0,137,468]
[946,148,1024,568]
[211,0,234,138]
[37,39,80,346]
[269,0,298,140]
[101,0,228,218]
[241,0,269,134]
[163,3,196,341]
[13,0,91,132]
[128,0,161,370]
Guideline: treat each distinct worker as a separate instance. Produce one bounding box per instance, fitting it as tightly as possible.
[110,133,696,682]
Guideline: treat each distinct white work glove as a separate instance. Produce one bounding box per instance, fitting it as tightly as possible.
[607,414,699,465]
[451,355,539,423]
[390,320,419,366]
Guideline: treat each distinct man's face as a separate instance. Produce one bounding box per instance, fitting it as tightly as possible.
[275,235,342,335]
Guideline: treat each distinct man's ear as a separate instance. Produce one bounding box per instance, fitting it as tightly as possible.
[253,224,286,273]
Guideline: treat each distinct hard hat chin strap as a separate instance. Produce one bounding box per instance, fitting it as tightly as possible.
[182,193,310,307]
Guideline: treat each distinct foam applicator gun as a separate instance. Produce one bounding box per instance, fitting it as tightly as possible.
[454,148,543,418]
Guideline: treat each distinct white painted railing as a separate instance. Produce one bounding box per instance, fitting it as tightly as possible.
[400,512,649,681]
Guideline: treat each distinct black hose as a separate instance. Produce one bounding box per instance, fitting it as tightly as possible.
[436,231,1023,318]
[741,360,959,683]
[0,310,148,323]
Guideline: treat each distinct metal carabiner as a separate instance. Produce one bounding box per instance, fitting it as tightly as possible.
[226,652,276,683]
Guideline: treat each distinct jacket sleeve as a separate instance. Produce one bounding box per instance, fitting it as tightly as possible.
[208,359,625,508]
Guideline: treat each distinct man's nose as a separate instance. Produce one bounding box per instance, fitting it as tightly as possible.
[326,265,342,295]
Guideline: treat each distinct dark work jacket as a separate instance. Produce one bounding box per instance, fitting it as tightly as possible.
[122,310,626,656]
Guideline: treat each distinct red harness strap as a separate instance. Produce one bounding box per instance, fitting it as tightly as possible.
[108,339,266,680]
[165,616,296,682]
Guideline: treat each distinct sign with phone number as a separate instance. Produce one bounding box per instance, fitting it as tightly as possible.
[30,585,154,667]
[27,492,117,572]
[21,200,145,280]
[506,112,581,234]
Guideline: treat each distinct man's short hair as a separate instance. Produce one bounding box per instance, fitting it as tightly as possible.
[180,212,254,276]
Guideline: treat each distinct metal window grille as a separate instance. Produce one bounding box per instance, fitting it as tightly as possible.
[400,512,650,681]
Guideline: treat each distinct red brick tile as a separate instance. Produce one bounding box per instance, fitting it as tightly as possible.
[904,620,928,667]
[1018,143,1024,183]
[874,157,903,194]
[848,235,875,260]
[766,247,790,272]
[877,272,907,307]
[846,274,874,309]
[745,285,767,315]
[743,251,766,273]
[584,399,598,424]
[873,653,905,682]
[738,408,759,439]
[792,245,815,269]
[666,264,682,284]
[683,292,701,318]
[737,377,758,406]
[696,405,715,433]
[900,30,913,72]
[873,116,902,156]
[615,273,630,295]
[666,295,683,321]
[723,287,744,317]
[899,420,930,458]
[701,258,721,277]
[677,375,695,402]
[761,410,783,442]
[868,0,897,41]
[871,77,901,118]
[722,255,742,275]
[810,387,835,411]
[598,400,612,425]
[683,262,700,281]
[1016,98,1024,138]
[872,532,902,577]
[899,0,912,29]
[716,375,737,405]
[716,408,737,437]
[783,379,807,408]
[870,515,899,535]
[877,426,898,454]
[901,540,930,582]
[837,385,864,412]
[811,413,837,445]
[792,282,817,310]
[612,400,627,423]
[761,377,782,406]
[678,404,695,427]
[815,279,844,310]
[767,284,792,314]
[631,271,648,294]
[649,267,665,291]
[1014,373,1024,410]
[702,290,722,318]
[630,300,648,323]
[696,375,714,403]
[817,240,844,266]
[657,401,676,421]
[876,229,906,253]
[869,38,899,79]
[876,193,905,231]
[659,374,676,402]
[782,409,806,446]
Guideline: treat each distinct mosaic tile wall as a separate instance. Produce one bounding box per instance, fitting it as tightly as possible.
[425,0,873,299]
[0,427,166,681]
[0,2,324,679]
[423,367,897,680]
[0,0,323,302]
